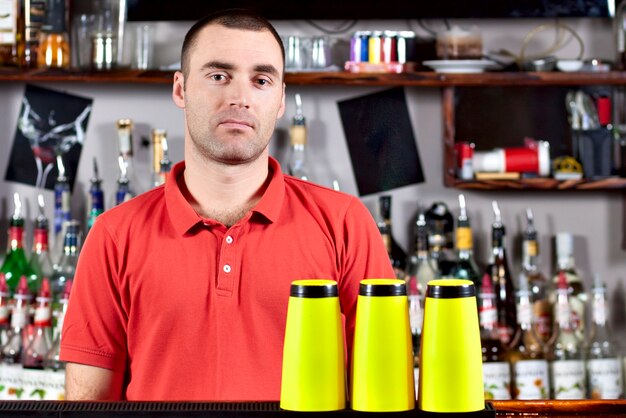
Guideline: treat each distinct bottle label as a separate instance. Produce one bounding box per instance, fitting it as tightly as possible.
[8,226,24,249]
[0,0,16,44]
[25,0,46,43]
[588,358,624,399]
[533,300,553,341]
[592,297,607,325]
[10,305,28,328]
[523,239,538,257]
[483,361,511,400]
[569,297,585,339]
[479,304,497,328]
[0,304,9,324]
[34,306,51,326]
[551,359,586,399]
[289,125,307,145]
[455,227,473,250]
[517,299,532,326]
[513,359,549,399]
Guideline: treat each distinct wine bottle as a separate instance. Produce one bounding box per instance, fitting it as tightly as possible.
[508,272,549,400]
[0,273,10,347]
[287,93,309,181]
[28,194,54,291]
[50,220,80,302]
[450,194,480,290]
[424,201,456,276]
[116,118,143,196]
[37,0,70,68]
[115,155,135,205]
[377,195,407,279]
[1,276,32,364]
[87,158,105,233]
[552,232,587,342]
[405,212,438,296]
[22,277,52,369]
[522,208,552,343]
[586,277,624,399]
[548,271,586,399]
[53,154,71,237]
[479,273,512,400]
[488,201,517,347]
[0,193,37,293]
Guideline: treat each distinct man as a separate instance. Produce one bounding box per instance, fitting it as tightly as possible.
[60,9,395,400]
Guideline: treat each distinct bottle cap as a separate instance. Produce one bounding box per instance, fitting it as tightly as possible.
[556,232,574,259]
[426,279,475,298]
[290,280,338,298]
[359,278,406,296]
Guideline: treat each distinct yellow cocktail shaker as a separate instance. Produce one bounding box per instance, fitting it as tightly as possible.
[280,280,346,411]
[419,279,484,413]
[351,278,415,412]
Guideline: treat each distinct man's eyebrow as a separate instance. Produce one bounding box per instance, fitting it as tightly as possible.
[200,61,235,71]
[253,64,280,78]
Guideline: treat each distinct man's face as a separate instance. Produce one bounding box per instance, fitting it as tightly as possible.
[174,24,285,165]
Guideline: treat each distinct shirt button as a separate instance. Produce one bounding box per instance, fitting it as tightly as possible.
[226,236,233,244]
[223,264,232,273]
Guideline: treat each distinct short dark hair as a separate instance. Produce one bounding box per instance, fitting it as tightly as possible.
[180,8,285,79]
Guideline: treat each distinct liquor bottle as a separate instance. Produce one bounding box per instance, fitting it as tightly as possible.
[159,135,172,182]
[522,208,552,343]
[0,0,23,67]
[0,273,10,347]
[50,220,80,302]
[53,154,71,238]
[37,0,70,68]
[87,158,105,232]
[548,271,586,399]
[377,195,406,279]
[449,194,480,291]
[116,118,142,196]
[44,278,71,371]
[478,273,512,400]
[488,201,517,347]
[287,93,309,181]
[28,194,55,290]
[23,0,45,67]
[586,277,624,399]
[406,270,422,396]
[22,277,52,369]
[151,129,166,187]
[424,201,456,276]
[552,232,587,341]
[508,272,549,400]
[0,192,37,293]
[1,276,32,364]
[115,155,134,205]
[405,212,438,296]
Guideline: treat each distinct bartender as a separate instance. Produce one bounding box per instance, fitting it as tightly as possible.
[60,9,395,400]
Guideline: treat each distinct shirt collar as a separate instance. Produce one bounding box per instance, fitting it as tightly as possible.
[165,157,285,236]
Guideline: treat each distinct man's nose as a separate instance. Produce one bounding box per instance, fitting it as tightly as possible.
[228,79,250,109]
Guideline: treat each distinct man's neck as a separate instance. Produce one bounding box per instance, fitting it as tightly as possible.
[182,151,270,227]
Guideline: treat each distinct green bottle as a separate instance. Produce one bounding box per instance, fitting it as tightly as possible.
[0,193,37,294]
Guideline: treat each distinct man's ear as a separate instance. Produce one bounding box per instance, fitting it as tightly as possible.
[172,71,185,109]
[276,83,286,119]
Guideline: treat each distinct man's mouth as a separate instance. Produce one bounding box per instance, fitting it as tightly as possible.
[219,119,254,129]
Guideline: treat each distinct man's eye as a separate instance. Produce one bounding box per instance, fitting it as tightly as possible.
[211,74,226,81]
[256,78,269,86]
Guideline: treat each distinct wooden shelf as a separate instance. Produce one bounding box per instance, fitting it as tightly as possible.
[3,68,626,87]
[452,177,626,190]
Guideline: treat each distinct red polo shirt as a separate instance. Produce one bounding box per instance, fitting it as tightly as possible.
[60,157,395,401]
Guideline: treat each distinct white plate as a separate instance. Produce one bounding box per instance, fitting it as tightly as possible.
[422,59,497,74]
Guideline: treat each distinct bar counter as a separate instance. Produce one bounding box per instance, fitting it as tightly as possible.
[0,400,624,417]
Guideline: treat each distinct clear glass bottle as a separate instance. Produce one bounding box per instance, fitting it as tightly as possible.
[548,271,587,399]
[37,0,69,68]
[406,269,422,397]
[287,93,309,181]
[44,278,71,371]
[508,272,549,400]
[159,135,172,183]
[450,194,480,291]
[28,194,54,292]
[151,129,166,187]
[551,232,587,342]
[405,212,438,296]
[87,157,105,233]
[50,220,80,303]
[377,195,406,279]
[522,208,552,343]
[22,277,52,369]
[53,154,72,261]
[479,272,512,400]
[424,201,456,276]
[1,193,37,293]
[115,155,135,206]
[488,201,517,347]
[586,277,624,399]
[116,118,142,198]
[1,276,32,364]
